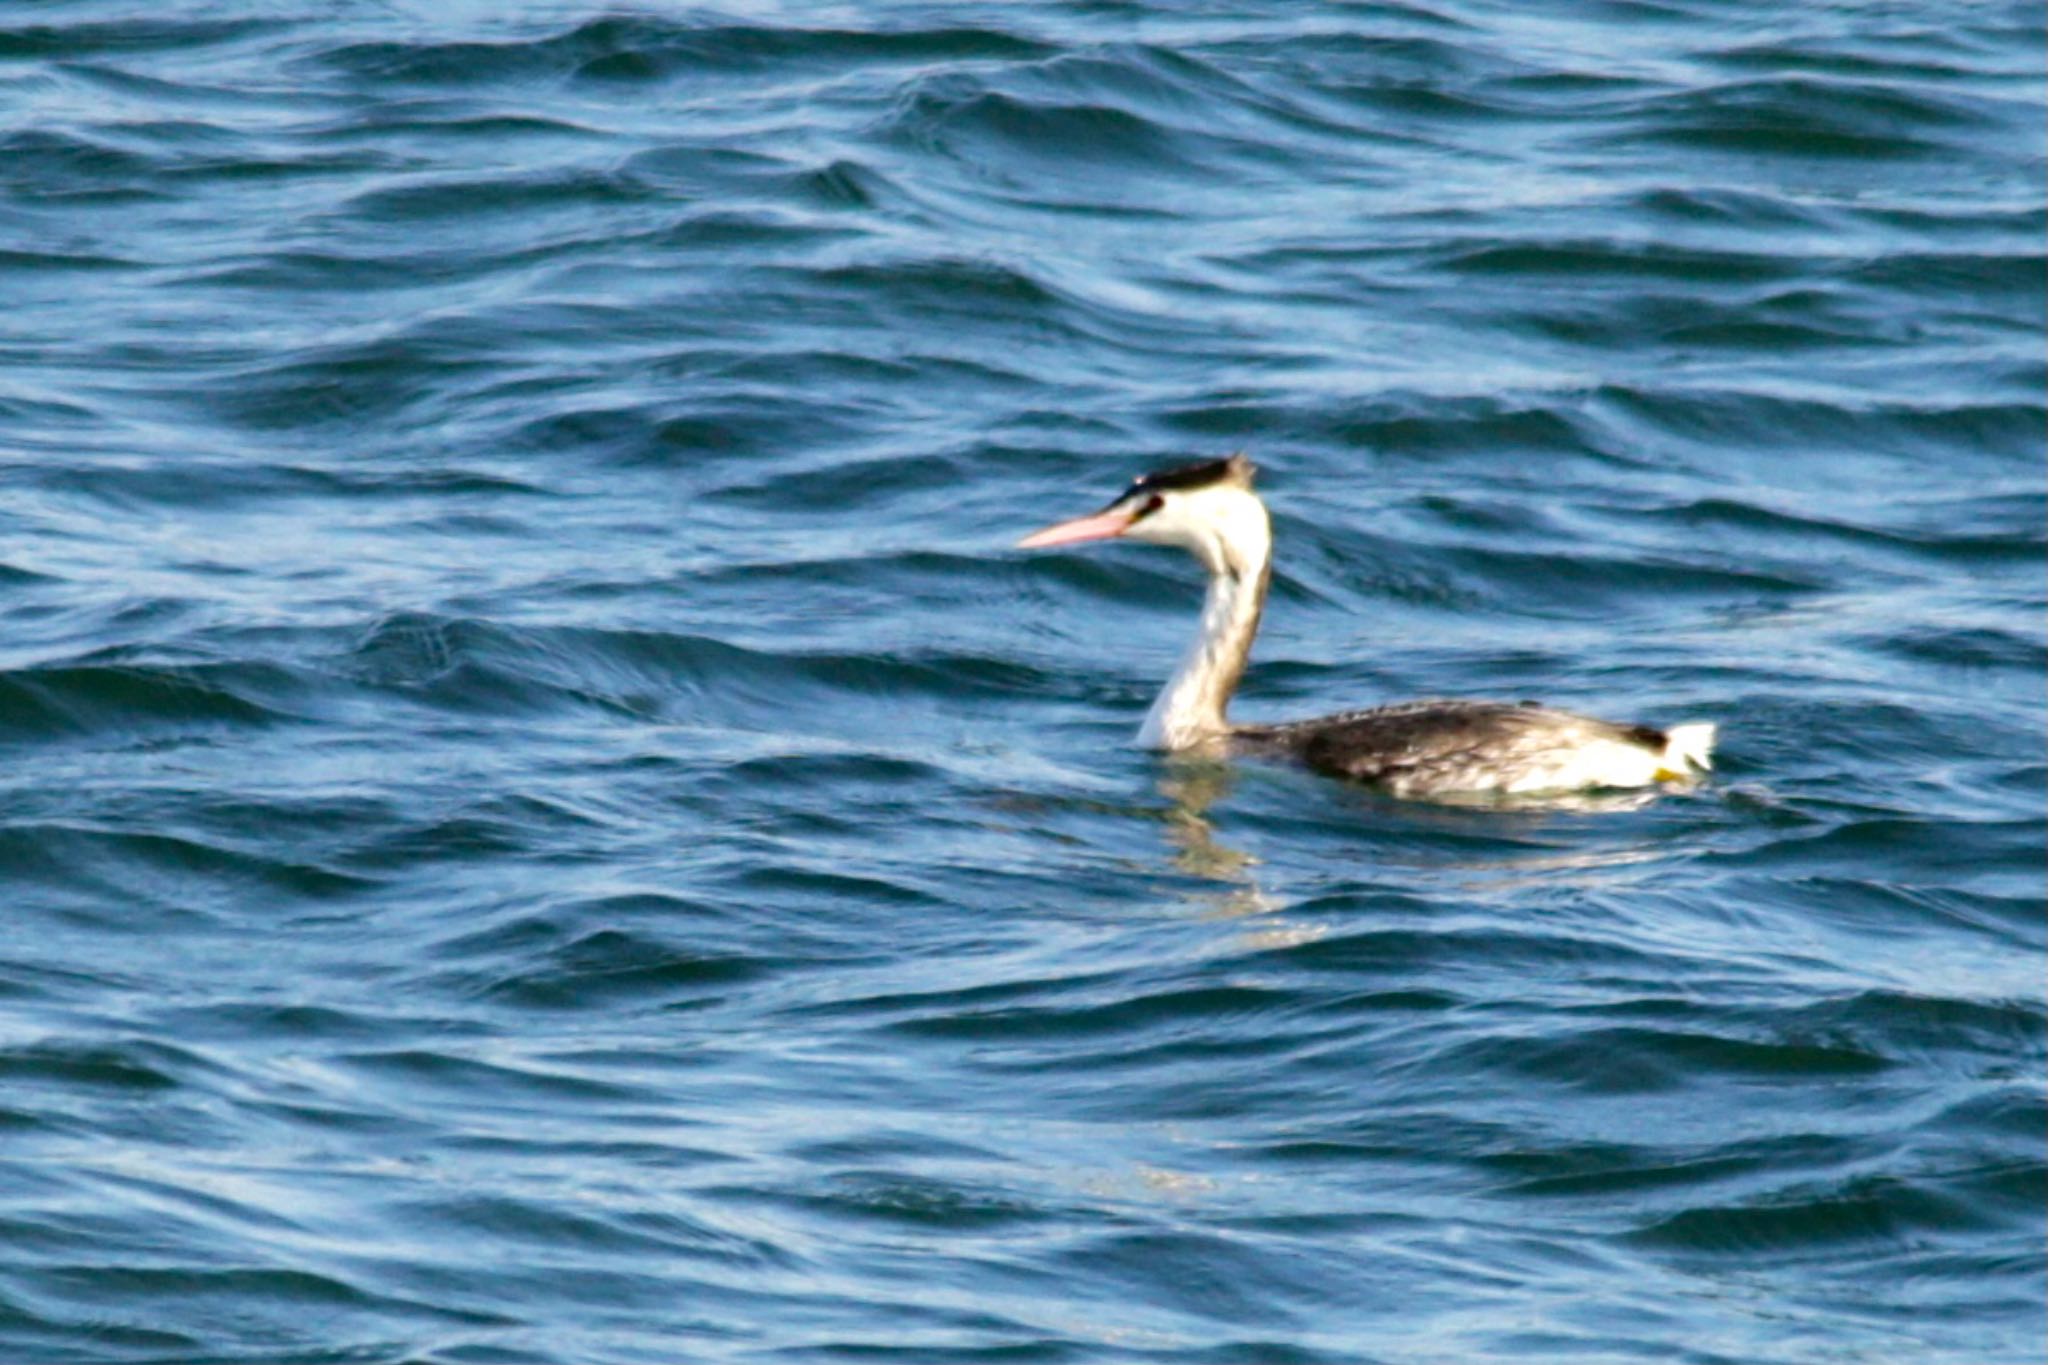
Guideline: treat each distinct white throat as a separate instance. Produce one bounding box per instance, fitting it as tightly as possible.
[1136,494,1272,750]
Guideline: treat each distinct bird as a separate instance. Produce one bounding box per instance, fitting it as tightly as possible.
[1016,454,1715,800]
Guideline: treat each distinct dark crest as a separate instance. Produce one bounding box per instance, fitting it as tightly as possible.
[1128,453,1255,497]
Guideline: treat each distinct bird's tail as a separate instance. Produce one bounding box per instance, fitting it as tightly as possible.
[1661,722,1717,774]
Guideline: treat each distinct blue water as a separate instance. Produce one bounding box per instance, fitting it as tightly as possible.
[2,4,2043,1362]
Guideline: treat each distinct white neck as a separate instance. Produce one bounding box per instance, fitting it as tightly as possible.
[1137,500,1272,750]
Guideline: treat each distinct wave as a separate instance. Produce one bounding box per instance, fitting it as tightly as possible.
[0,5,2040,1363]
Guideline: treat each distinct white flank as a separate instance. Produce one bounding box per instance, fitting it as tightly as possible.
[1662,722,1717,773]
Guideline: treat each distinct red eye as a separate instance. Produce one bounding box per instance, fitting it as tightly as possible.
[1142,494,1165,515]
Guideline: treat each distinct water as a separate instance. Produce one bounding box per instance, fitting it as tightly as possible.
[2,3,2042,1362]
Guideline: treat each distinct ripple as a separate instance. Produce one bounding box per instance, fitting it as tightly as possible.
[1437,238,1803,286]
[1591,383,2043,460]
[1618,75,2013,160]
[0,128,162,201]
[339,167,656,225]
[470,927,772,1012]
[315,16,1053,90]
[1646,494,2048,566]
[0,660,295,741]
[1626,1177,1994,1256]
[0,17,264,60]
[0,1037,188,1093]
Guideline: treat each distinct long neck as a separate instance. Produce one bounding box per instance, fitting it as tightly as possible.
[1137,520,1272,750]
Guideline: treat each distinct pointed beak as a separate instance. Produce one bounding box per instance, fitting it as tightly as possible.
[1016,508,1136,550]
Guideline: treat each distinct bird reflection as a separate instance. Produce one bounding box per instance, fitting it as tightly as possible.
[1157,759,1252,879]
[1153,757,1710,908]
[1153,758,1288,922]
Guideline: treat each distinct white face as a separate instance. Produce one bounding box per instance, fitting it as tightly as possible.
[1117,483,1232,548]
[1020,477,1270,580]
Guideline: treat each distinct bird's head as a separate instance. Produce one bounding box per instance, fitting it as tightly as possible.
[1016,454,1269,578]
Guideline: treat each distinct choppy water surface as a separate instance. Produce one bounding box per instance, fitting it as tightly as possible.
[2,3,2043,1362]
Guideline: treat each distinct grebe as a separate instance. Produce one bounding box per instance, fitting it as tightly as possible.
[1017,455,1715,800]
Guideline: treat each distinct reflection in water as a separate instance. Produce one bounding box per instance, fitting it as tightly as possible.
[1344,779,1718,896]
[1160,757,1717,902]
[1157,760,1253,880]
[993,756,1713,924]
[1420,786,1672,815]
[1155,759,1289,925]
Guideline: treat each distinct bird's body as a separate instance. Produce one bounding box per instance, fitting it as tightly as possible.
[1237,700,1713,799]
[1017,455,1715,801]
